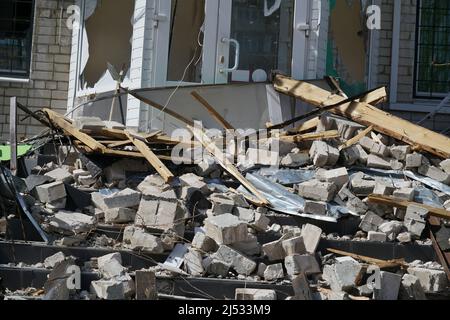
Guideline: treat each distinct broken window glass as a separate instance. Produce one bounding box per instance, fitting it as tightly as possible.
[228,0,294,82]
[167,0,205,83]
[0,0,34,78]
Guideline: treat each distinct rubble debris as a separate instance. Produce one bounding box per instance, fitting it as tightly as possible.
[3,76,450,301]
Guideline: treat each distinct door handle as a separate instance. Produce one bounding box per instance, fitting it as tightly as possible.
[219,37,240,73]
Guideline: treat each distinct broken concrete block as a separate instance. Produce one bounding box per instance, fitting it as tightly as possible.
[97,253,126,279]
[318,113,365,139]
[231,233,261,256]
[104,188,141,209]
[359,136,376,152]
[378,221,404,241]
[280,153,310,168]
[304,200,327,216]
[291,273,312,300]
[408,267,448,292]
[44,252,66,269]
[35,181,66,203]
[359,212,385,233]
[390,159,404,170]
[367,154,392,170]
[323,257,364,292]
[418,164,450,184]
[397,232,412,243]
[25,175,54,192]
[374,271,402,300]
[318,167,349,189]
[192,232,217,252]
[400,274,427,300]
[251,211,270,232]
[179,173,209,194]
[73,116,106,131]
[284,254,321,276]
[235,288,276,300]
[298,179,337,202]
[406,153,426,169]
[440,159,450,174]
[309,141,339,167]
[233,207,254,222]
[264,263,284,281]
[301,224,322,254]
[91,275,135,300]
[184,248,205,276]
[136,199,186,237]
[105,208,136,224]
[373,183,395,196]
[44,168,74,184]
[350,173,376,196]
[368,231,387,242]
[282,236,307,256]
[390,145,411,161]
[78,174,96,186]
[203,256,231,277]
[123,226,164,253]
[393,188,416,201]
[49,211,96,234]
[135,270,157,300]
[208,193,235,215]
[404,205,428,238]
[73,169,90,182]
[246,148,279,167]
[370,142,390,158]
[204,214,248,245]
[214,245,257,275]
[262,239,285,261]
[91,192,108,212]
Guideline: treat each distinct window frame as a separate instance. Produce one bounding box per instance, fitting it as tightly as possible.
[414,0,450,99]
[0,0,36,80]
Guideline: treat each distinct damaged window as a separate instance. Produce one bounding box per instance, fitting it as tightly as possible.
[80,0,134,89]
[415,0,450,98]
[229,0,294,81]
[167,0,205,83]
[0,0,35,78]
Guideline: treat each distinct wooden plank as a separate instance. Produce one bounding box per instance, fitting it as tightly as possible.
[189,125,270,206]
[74,143,186,162]
[124,87,195,127]
[107,131,162,148]
[274,74,450,158]
[44,108,106,153]
[429,230,450,281]
[338,126,374,151]
[327,248,406,269]
[191,91,235,130]
[368,194,450,221]
[289,117,319,134]
[124,130,175,183]
[279,130,340,143]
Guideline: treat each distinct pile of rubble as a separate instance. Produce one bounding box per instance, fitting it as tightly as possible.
[1,75,450,300]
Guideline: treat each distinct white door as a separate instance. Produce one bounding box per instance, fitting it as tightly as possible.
[152,0,308,87]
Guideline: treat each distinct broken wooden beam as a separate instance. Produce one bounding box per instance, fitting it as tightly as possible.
[338,126,374,151]
[273,74,450,158]
[279,130,340,143]
[191,91,235,130]
[189,125,270,206]
[43,108,107,153]
[124,130,175,183]
[368,194,450,221]
[327,248,406,269]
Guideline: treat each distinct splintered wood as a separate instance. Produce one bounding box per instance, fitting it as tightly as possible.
[274,74,450,158]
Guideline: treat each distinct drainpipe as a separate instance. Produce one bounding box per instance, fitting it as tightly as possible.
[390,0,402,104]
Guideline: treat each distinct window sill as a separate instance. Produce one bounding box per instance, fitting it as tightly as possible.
[0,76,30,84]
[389,101,450,114]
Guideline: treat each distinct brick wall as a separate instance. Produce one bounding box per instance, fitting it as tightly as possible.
[0,0,73,142]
